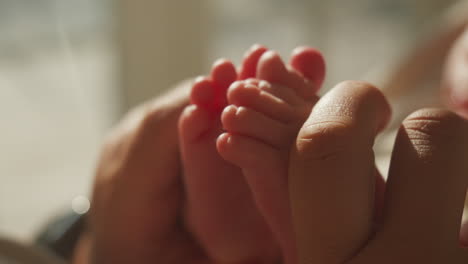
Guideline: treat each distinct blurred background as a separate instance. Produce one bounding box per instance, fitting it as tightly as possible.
[0,0,463,244]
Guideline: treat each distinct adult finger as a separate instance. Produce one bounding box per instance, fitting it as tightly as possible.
[381,109,468,250]
[90,83,190,263]
[290,81,391,264]
[461,220,468,247]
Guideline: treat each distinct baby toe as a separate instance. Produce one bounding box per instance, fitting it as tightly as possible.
[221,105,295,148]
[190,77,216,108]
[227,81,295,123]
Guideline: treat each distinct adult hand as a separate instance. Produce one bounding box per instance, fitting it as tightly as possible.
[86,83,196,263]
[76,82,215,264]
[72,44,323,264]
[290,81,468,263]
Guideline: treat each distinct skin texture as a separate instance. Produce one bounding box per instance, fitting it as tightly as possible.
[75,45,468,264]
[217,50,325,264]
[83,45,324,264]
[290,81,468,264]
[87,82,202,264]
[179,45,325,263]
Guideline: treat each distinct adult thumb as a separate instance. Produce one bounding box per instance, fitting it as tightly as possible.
[289,81,390,264]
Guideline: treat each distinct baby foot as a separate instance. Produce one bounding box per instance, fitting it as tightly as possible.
[217,48,326,264]
[178,46,280,263]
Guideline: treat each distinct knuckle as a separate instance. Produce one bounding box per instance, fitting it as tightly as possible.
[100,106,147,151]
[140,104,169,129]
[403,108,467,145]
[295,119,356,161]
[402,108,468,161]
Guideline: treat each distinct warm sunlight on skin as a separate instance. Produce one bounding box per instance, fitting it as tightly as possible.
[179,45,325,264]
